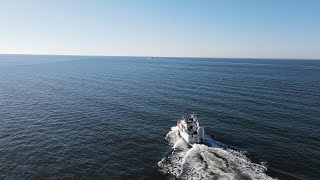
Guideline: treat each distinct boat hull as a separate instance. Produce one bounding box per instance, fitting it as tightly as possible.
[178,126,205,144]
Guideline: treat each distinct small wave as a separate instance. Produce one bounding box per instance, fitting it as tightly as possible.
[158,126,275,180]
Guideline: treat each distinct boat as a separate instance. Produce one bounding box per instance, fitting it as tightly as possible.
[177,113,205,144]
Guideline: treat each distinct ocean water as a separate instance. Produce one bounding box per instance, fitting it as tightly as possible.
[0,55,319,179]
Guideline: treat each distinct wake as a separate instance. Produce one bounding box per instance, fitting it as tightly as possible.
[158,126,276,180]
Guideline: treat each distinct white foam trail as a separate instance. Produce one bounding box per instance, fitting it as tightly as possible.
[158,126,276,180]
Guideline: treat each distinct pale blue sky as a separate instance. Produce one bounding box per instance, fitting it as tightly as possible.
[0,0,319,59]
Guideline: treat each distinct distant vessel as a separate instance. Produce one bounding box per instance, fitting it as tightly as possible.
[177,113,205,144]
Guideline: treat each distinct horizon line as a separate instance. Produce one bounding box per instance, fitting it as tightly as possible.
[0,53,319,61]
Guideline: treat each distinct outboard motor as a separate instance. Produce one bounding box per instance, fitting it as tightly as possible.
[197,127,205,143]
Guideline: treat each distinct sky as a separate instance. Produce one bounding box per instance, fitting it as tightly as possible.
[0,0,319,59]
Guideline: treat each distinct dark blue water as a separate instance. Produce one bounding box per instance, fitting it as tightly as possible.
[0,55,319,179]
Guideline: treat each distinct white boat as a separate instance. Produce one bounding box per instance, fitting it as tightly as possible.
[177,113,205,144]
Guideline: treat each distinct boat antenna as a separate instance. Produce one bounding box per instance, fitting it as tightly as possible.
[179,110,185,120]
[182,109,185,119]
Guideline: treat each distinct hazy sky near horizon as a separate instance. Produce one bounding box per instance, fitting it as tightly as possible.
[0,0,320,59]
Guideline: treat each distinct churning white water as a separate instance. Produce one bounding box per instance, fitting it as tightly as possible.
[158,127,276,180]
